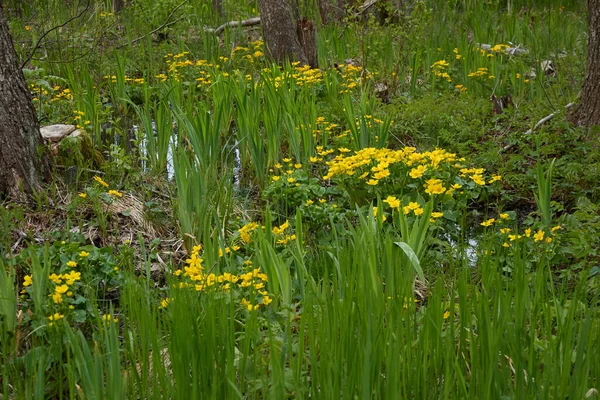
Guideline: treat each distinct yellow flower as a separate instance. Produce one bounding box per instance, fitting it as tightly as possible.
[503,242,510,248]
[481,218,496,227]
[524,228,532,237]
[160,298,171,308]
[52,292,63,304]
[499,228,511,234]
[443,310,450,319]
[309,157,318,163]
[272,176,280,182]
[306,199,314,205]
[384,196,400,209]
[373,207,386,222]
[407,202,420,210]
[108,190,123,198]
[367,179,379,186]
[55,284,69,294]
[373,169,390,180]
[67,261,77,268]
[413,207,424,216]
[64,271,81,285]
[101,314,118,323]
[499,213,509,220]
[23,275,33,287]
[545,237,552,243]
[49,273,62,284]
[424,178,445,195]
[488,174,502,183]
[93,176,109,188]
[294,163,302,169]
[272,220,289,235]
[551,225,561,233]
[78,193,87,199]
[48,313,64,326]
[287,177,296,183]
[533,230,545,242]
[471,174,486,185]
[262,295,272,305]
[431,212,444,219]
[409,165,427,179]
[79,251,89,258]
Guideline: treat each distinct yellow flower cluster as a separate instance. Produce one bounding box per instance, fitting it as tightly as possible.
[490,44,510,53]
[339,64,371,94]
[101,314,118,323]
[481,215,561,248]
[171,245,273,311]
[321,146,491,199]
[468,67,491,78]
[87,176,125,201]
[73,110,90,129]
[48,312,64,327]
[431,60,452,82]
[271,220,297,244]
[47,270,81,304]
[239,222,259,243]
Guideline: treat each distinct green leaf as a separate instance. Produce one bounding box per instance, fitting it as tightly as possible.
[394,241,425,283]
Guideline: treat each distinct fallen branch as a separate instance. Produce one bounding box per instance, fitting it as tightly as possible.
[499,103,575,153]
[523,102,574,135]
[204,17,261,35]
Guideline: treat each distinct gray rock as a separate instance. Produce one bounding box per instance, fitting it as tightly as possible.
[68,129,83,138]
[40,124,76,142]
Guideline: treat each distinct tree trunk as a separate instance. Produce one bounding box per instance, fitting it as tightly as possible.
[257,0,309,66]
[0,6,48,199]
[212,0,223,18]
[318,0,346,25]
[569,0,600,127]
[114,0,125,13]
[297,18,318,68]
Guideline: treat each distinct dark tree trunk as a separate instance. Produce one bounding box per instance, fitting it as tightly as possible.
[0,6,48,198]
[570,0,600,127]
[297,18,318,68]
[212,0,223,18]
[318,0,346,25]
[257,0,309,66]
[114,0,125,13]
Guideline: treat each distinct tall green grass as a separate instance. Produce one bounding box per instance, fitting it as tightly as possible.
[3,217,598,398]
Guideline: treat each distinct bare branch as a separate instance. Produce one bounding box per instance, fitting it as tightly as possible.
[499,103,575,153]
[21,0,91,68]
[204,17,261,35]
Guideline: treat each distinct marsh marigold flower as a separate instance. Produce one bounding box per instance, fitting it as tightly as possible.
[93,175,109,188]
[481,218,495,227]
[533,229,545,242]
[384,196,400,209]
